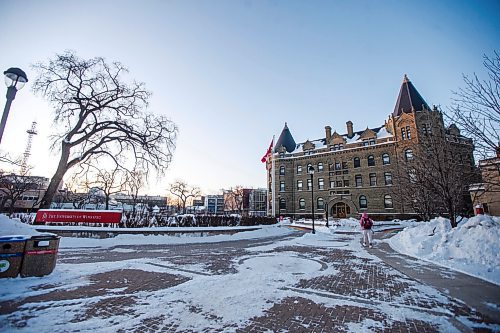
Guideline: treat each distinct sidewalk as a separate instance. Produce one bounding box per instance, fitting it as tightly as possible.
[371,230,500,325]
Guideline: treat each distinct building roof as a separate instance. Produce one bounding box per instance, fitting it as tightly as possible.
[291,125,393,154]
[274,122,297,153]
[393,75,430,117]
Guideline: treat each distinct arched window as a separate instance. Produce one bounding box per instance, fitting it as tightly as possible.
[367,155,375,167]
[405,149,413,161]
[359,195,367,209]
[317,197,325,210]
[384,195,393,208]
[307,163,312,171]
[317,162,324,172]
[354,157,361,168]
[279,198,286,210]
[279,166,285,175]
[299,198,306,210]
[382,153,390,165]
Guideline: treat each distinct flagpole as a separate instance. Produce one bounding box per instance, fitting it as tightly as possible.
[271,135,276,218]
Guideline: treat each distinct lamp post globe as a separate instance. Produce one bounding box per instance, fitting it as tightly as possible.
[1,67,28,144]
[308,165,315,234]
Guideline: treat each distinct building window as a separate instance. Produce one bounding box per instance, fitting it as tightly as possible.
[384,195,393,208]
[307,163,312,171]
[335,162,341,170]
[279,198,286,210]
[317,197,325,210]
[330,180,335,188]
[384,172,393,185]
[342,162,348,169]
[318,178,324,190]
[317,162,324,172]
[369,173,377,186]
[406,126,411,139]
[401,128,406,140]
[367,155,375,167]
[355,175,362,187]
[280,181,285,192]
[382,153,390,165]
[363,140,369,147]
[369,139,376,145]
[297,165,302,174]
[359,195,367,209]
[307,178,312,190]
[299,198,306,210]
[297,180,303,191]
[405,149,413,161]
[343,179,350,187]
[354,157,361,168]
[279,166,285,175]
[279,152,285,158]
[336,180,343,187]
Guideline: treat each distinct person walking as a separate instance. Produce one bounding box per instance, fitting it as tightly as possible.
[360,212,374,248]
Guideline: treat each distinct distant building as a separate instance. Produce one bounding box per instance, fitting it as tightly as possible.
[266,75,475,219]
[206,195,224,214]
[0,175,49,213]
[470,155,500,216]
[223,188,267,216]
[248,188,267,216]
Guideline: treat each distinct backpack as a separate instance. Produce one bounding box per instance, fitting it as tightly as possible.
[362,217,373,229]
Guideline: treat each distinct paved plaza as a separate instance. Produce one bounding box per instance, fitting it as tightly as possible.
[0,227,499,332]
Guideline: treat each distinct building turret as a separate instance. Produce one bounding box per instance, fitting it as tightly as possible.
[274,122,297,153]
[393,74,430,117]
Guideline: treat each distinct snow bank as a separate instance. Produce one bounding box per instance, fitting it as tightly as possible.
[388,215,500,285]
[0,214,47,237]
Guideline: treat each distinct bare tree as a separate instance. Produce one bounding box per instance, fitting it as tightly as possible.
[0,170,47,214]
[169,180,201,214]
[223,186,245,215]
[124,168,146,215]
[32,51,177,208]
[394,121,477,227]
[82,163,127,210]
[447,51,500,160]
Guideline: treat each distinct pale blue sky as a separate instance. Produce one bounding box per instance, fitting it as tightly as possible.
[0,0,499,195]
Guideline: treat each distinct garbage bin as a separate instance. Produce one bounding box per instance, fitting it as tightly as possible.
[20,234,60,277]
[0,236,29,278]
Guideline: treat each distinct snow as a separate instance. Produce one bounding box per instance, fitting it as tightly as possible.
[0,215,498,332]
[387,215,500,285]
[0,214,51,237]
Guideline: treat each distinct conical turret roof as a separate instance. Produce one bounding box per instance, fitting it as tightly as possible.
[275,122,296,153]
[393,75,430,117]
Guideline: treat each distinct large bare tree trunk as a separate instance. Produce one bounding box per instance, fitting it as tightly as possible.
[40,144,70,209]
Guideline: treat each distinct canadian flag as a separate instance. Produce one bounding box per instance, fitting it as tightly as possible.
[261,139,274,163]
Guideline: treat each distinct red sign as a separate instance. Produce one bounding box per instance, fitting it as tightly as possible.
[35,210,122,224]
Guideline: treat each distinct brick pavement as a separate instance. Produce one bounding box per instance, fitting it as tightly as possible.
[0,230,498,332]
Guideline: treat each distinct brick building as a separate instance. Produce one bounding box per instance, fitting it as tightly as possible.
[266,75,474,219]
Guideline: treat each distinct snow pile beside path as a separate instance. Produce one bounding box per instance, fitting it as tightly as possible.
[388,215,500,285]
[60,224,296,249]
[0,214,45,237]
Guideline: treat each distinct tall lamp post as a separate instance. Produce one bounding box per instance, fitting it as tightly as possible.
[1,68,28,144]
[308,165,315,234]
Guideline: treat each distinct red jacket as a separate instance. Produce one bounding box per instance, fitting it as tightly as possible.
[360,216,373,230]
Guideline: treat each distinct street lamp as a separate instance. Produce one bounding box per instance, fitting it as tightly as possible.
[325,202,329,228]
[308,165,315,234]
[1,68,28,144]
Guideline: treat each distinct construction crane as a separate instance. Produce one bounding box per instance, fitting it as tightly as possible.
[20,121,37,174]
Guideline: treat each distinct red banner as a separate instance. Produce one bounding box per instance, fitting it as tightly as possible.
[35,210,122,224]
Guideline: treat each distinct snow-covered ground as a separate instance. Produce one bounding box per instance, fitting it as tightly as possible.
[2,214,498,285]
[0,214,499,332]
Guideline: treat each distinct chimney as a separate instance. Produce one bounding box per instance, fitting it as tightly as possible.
[346,121,353,138]
[325,126,332,141]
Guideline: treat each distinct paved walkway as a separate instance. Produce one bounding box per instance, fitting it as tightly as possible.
[0,227,498,332]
